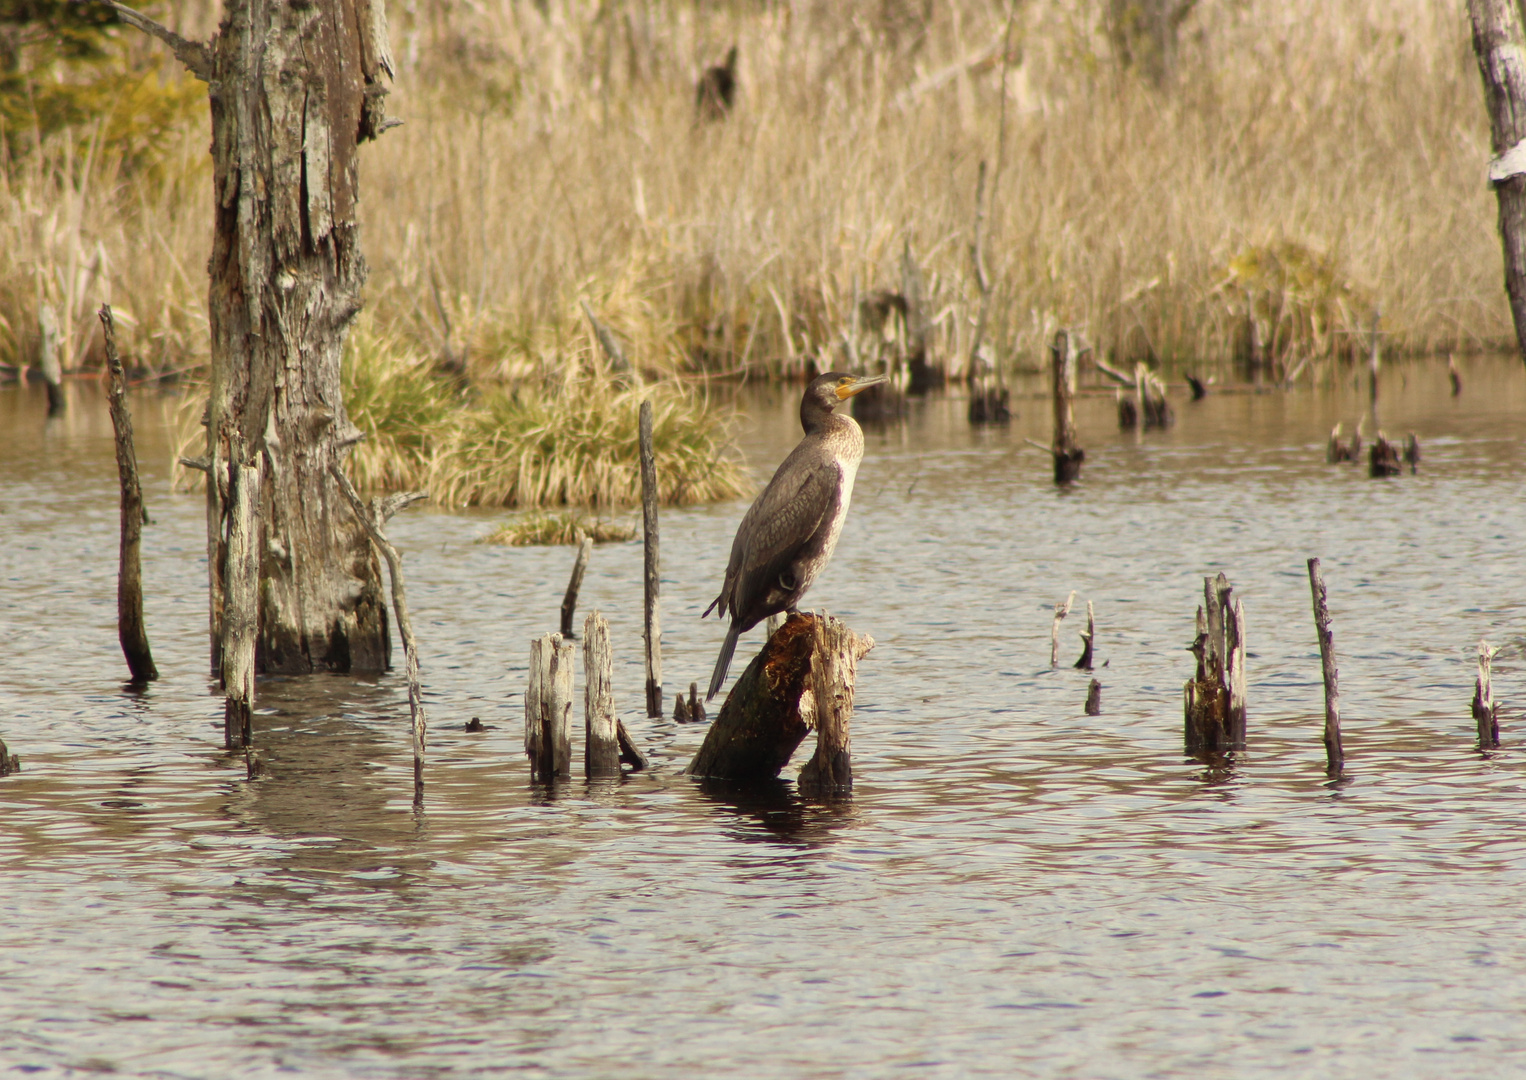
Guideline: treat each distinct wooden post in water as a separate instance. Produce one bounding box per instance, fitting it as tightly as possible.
[1085,679,1102,715]
[100,306,157,684]
[1184,573,1246,754]
[1367,308,1382,428]
[561,535,592,639]
[639,399,662,717]
[525,635,548,775]
[39,302,64,417]
[0,735,18,776]
[688,613,874,781]
[526,633,575,781]
[1050,590,1075,666]
[1075,600,1095,670]
[1473,639,1501,749]
[222,444,261,750]
[1049,330,1084,483]
[798,616,862,796]
[1306,558,1345,776]
[329,466,430,803]
[584,611,620,778]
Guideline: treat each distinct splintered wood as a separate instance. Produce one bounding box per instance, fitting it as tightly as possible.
[687,613,873,785]
[1307,558,1344,776]
[1183,573,1246,755]
[1473,640,1501,750]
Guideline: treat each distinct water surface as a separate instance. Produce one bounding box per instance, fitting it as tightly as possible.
[2,359,1525,1078]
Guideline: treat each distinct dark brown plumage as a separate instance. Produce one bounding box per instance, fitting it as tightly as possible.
[703,372,886,699]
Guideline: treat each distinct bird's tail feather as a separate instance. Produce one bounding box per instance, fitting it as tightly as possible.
[708,624,741,700]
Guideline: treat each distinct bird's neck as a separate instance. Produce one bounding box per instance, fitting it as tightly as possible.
[801,406,857,438]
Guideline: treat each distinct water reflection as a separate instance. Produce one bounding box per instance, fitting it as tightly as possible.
[692,776,859,849]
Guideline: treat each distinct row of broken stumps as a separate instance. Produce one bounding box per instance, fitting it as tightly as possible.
[523,609,872,797]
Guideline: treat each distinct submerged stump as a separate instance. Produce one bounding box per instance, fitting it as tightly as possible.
[686,613,874,783]
[1183,573,1247,755]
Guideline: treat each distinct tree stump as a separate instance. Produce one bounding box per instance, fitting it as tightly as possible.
[686,613,874,783]
[1184,573,1247,755]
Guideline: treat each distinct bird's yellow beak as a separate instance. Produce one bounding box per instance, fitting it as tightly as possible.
[835,374,889,400]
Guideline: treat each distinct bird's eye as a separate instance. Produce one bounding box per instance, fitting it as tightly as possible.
[837,377,852,388]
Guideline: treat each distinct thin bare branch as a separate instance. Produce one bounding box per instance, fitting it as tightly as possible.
[102,1,214,82]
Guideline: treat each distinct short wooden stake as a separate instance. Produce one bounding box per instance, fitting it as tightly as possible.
[1307,558,1344,776]
[639,399,662,717]
[1075,600,1095,670]
[688,681,706,725]
[1448,355,1462,396]
[525,635,548,772]
[1473,639,1501,749]
[222,444,261,751]
[101,305,157,684]
[798,616,861,796]
[584,612,620,778]
[1050,590,1075,666]
[329,466,431,803]
[561,535,592,638]
[527,633,574,781]
[674,691,691,722]
[1085,679,1101,715]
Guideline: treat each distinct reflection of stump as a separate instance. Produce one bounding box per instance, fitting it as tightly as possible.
[1184,573,1246,755]
[687,613,874,783]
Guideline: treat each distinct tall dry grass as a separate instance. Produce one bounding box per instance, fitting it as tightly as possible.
[0,0,1504,379]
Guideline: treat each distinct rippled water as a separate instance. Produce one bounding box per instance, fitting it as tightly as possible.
[3,359,1526,1078]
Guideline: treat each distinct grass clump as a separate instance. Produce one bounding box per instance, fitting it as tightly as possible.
[480,512,636,547]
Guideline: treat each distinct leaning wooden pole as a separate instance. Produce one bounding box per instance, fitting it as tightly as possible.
[222,443,261,749]
[329,466,430,803]
[1307,558,1344,776]
[1469,0,1526,365]
[561,535,592,639]
[639,399,662,717]
[100,306,158,684]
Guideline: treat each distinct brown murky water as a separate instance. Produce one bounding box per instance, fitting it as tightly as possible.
[2,359,1525,1078]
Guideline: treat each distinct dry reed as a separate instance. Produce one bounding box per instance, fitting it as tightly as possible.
[1,0,1505,381]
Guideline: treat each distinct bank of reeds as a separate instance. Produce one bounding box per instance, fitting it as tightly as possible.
[1,0,1505,384]
[480,512,636,547]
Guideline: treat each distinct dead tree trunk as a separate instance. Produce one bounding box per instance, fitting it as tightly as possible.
[109,0,399,674]
[797,616,863,796]
[102,306,158,684]
[686,613,874,782]
[1470,0,1526,365]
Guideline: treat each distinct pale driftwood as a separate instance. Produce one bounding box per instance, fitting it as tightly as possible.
[222,445,261,750]
[561,536,592,639]
[101,306,157,684]
[640,399,662,717]
[1307,558,1344,776]
[1075,600,1095,670]
[1049,330,1084,483]
[117,0,396,676]
[1050,590,1076,666]
[329,464,430,802]
[39,302,63,417]
[687,613,873,782]
[584,612,620,778]
[1469,0,1526,364]
[1085,679,1102,716]
[798,616,868,796]
[1184,573,1246,755]
[1473,639,1501,749]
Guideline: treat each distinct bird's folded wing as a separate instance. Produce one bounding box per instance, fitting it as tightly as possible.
[736,461,840,594]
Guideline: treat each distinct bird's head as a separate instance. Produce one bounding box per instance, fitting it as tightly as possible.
[803,372,888,422]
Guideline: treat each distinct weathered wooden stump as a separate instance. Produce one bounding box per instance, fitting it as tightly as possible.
[526,633,574,782]
[583,611,620,779]
[797,617,863,797]
[1473,639,1501,749]
[1369,434,1402,477]
[0,736,19,776]
[1183,573,1246,755]
[1327,422,1363,464]
[39,302,64,417]
[1085,679,1102,716]
[1049,330,1084,483]
[967,386,1011,424]
[222,444,261,750]
[1050,590,1075,666]
[686,613,874,784]
[1075,600,1095,670]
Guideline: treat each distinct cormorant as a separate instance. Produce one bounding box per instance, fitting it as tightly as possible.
[703,371,887,699]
